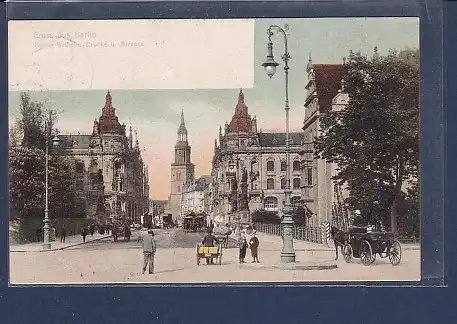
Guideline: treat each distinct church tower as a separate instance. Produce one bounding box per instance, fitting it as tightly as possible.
[169,111,195,223]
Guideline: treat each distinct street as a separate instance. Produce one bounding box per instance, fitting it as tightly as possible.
[9,228,421,284]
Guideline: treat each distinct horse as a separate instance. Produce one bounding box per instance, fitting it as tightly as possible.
[330,226,349,260]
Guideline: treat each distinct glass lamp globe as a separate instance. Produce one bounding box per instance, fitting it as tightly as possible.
[264,65,277,78]
[52,136,61,147]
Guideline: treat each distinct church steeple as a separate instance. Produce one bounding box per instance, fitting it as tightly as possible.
[177,110,188,142]
[99,90,123,134]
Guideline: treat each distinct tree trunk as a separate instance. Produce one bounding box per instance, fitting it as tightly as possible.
[390,197,397,234]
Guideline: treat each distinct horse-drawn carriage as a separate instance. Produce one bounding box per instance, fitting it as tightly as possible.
[196,243,223,265]
[342,227,402,266]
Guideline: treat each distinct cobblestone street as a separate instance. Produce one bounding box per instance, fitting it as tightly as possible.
[9,229,420,284]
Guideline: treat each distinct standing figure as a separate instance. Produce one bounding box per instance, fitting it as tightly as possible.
[81,226,88,243]
[142,230,157,274]
[249,231,260,263]
[89,224,95,236]
[239,234,248,263]
[201,228,219,264]
[60,226,67,243]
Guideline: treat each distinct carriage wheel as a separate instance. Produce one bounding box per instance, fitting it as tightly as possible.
[342,244,352,263]
[388,240,402,266]
[360,240,373,266]
[370,253,377,264]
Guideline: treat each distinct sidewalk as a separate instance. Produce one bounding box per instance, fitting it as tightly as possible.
[10,232,112,252]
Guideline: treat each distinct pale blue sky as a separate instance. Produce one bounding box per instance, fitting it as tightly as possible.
[8,18,419,199]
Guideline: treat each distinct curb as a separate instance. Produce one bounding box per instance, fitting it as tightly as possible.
[240,263,338,271]
[10,235,113,253]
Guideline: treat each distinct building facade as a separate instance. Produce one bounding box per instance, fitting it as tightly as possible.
[211,89,302,226]
[167,111,195,223]
[58,91,149,224]
[300,57,347,227]
[181,176,212,217]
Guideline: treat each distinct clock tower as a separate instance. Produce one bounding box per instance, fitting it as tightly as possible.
[169,111,195,223]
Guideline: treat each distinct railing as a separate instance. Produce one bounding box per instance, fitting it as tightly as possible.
[254,222,323,244]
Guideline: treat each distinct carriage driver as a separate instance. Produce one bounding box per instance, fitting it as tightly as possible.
[202,228,219,264]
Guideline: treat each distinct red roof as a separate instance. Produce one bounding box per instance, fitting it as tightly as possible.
[228,89,253,133]
[311,64,346,112]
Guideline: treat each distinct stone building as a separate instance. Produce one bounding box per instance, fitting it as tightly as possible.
[181,175,212,218]
[58,91,149,224]
[300,57,347,227]
[166,111,195,223]
[211,89,302,226]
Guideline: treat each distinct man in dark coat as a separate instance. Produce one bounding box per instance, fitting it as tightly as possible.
[249,231,260,263]
[60,226,67,243]
[81,226,88,243]
[202,229,219,264]
[142,230,157,274]
[239,234,248,263]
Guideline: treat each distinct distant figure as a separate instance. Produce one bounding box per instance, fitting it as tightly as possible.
[60,226,67,243]
[124,226,131,242]
[35,228,42,242]
[89,224,95,236]
[106,223,111,235]
[238,234,248,264]
[81,226,88,243]
[249,231,260,263]
[142,230,157,274]
[202,228,219,265]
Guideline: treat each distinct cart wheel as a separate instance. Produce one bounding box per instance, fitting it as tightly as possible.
[388,240,402,266]
[360,240,373,266]
[370,253,377,264]
[343,244,352,263]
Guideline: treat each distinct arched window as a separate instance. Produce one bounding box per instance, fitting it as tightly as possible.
[264,197,278,211]
[267,178,275,190]
[293,160,300,171]
[281,160,287,172]
[267,160,275,172]
[281,178,287,189]
[293,178,301,189]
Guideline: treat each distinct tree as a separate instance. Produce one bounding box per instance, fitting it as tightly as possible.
[314,48,419,233]
[251,209,281,224]
[9,93,79,220]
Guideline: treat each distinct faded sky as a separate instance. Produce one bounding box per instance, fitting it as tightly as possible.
[8,18,419,200]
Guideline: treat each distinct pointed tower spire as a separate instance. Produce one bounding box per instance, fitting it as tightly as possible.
[238,88,244,104]
[306,52,313,73]
[373,46,379,60]
[129,126,133,148]
[177,110,188,142]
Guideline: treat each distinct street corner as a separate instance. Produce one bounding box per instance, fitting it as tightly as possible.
[239,260,338,271]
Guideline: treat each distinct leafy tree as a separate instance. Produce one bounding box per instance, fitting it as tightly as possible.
[9,93,79,220]
[251,209,281,224]
[9,146,46,219]
[314,48,419,233]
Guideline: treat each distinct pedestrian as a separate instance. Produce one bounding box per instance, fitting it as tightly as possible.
[249,231,260,263]
[60,226,67,243]
[142,230,157,274]
[239,234,248,264]
[89,224,95,236]
[81,226,88,243]
[201,228,219,264]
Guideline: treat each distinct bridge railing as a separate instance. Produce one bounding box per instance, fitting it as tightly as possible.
[254,223,323,244]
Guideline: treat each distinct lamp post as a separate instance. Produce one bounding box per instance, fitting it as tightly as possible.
[262,24,296,263]
[43,117,61,250]
[228,159,241,242]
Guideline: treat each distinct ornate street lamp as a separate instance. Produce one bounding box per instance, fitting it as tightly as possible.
[43,121,61,250]
[262,24,296,263]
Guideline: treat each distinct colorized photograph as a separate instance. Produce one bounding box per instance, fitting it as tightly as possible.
[8,18,420,284]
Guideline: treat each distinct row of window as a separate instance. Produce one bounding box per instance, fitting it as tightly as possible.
[266,178,301,190]
[266,160,301,172]
[264,196,301,210]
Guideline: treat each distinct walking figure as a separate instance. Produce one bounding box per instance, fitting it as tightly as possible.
[60,226,67,243]
[239,234,247,263]
[142,230,157,274]
[81,226,88,243]
[89,224,95,236]
[249,231,260,263]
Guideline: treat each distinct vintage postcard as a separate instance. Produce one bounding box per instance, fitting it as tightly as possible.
[8,18,420,284]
